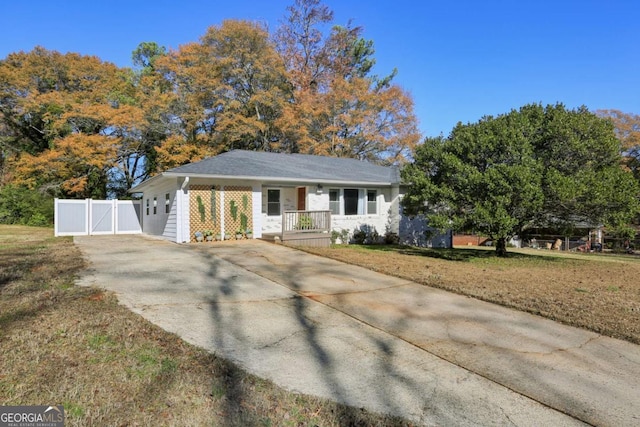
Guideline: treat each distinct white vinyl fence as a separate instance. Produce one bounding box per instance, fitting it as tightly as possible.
[55,199,142,237]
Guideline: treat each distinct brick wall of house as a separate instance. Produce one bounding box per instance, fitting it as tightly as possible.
[453,234,490,246]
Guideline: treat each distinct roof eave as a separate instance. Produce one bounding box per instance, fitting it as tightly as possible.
[128,173,166,193]
[162,172,397,186]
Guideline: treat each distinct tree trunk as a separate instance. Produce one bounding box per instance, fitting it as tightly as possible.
[496,237,508,257]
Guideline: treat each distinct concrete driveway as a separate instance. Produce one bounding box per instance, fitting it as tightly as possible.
[75,235,640,426]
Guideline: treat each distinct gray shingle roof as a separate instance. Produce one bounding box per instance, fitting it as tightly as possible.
[165,150,400,184]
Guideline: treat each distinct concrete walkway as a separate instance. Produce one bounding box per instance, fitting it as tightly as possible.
[74,235,640,426]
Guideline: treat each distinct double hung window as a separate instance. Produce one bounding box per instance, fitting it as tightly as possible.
[267,189,280,216]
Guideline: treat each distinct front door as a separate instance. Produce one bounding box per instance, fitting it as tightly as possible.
[297,187,306,210]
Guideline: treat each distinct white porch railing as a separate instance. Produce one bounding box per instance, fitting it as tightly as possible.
[282,210,331,235]
[279,210,331,247]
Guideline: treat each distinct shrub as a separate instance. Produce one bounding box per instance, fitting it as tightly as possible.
[340,229,350,244]
[330,230,340,244]
[0,185,54,226]
[384,231,399,244]
[352,229,367,244]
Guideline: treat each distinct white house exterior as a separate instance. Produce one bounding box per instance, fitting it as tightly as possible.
[130,150,450,247]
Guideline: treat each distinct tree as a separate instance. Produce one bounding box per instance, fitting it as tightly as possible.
[275,0,334,93]
[596,109,640,180]
[200,20,291,152]
[275,0,419,163]
[132,41,167,72]
[0,184,54,226]
[0,1,421,207]
[0,47,146,198]
[151,20,291,170]
[402,103,640,256]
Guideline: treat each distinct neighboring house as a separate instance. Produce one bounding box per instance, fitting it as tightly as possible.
[129,150,451,247]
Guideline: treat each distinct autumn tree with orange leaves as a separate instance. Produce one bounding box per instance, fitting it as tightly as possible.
[0,47,150,198]
[596,109,640,180]
[0,0,419,218]
[275,0,419,163]
[149,20,292,170]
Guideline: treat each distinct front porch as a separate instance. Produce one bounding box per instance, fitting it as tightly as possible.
[261,210,332,248]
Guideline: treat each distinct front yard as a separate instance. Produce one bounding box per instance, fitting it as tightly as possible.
[303,244,640,345]
[0,226,409,426]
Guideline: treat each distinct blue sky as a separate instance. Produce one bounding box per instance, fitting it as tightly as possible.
[1,0,638,137]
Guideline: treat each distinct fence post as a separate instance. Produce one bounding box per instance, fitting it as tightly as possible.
[112,199,118,234]
[281,211,285,236]
[54,198,59,237]
[85,199,91,235]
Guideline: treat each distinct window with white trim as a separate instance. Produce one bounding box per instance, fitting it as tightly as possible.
[267,189,280,216]
[331,189,379,216]
[165,193,170,214]
[329,189,340,215]
[153,196,157,215]
[367,190,377,214]
[146,198,149,215]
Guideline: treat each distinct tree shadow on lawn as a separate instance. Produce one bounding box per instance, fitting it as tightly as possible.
[354,244,568,263]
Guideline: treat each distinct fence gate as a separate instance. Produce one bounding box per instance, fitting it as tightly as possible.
[55,199,142,237]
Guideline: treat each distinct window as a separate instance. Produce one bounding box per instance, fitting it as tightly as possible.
[153,196,157,215]
[367,190,377,214]
[146,198,149,215]
[329,189,339,215]
[267,189,280,216]
[332,189,378,216]
[165,193,170,214]
[343,189,359,215]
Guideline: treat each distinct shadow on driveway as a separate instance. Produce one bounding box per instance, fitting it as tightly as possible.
[74,235,626,426]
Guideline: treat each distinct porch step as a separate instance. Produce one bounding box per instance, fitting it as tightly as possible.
[260,232,331,248]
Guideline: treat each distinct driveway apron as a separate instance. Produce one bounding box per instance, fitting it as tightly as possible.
[75,235,639,426]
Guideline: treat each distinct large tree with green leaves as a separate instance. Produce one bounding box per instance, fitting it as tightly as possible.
[402,103,640,256]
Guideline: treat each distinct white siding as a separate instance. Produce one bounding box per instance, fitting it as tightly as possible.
[144,194,168,236]
[171,180,191,243]
[162,191,178,241]
[140,178,180,241]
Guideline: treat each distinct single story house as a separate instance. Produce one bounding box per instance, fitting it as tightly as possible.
[129,150,451,247]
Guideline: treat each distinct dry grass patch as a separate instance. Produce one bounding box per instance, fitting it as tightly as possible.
[303,244,640,345]
[0,226,411,426]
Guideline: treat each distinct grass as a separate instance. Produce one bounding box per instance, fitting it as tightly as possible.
[303,243,640,345]
[0,226,411,426]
